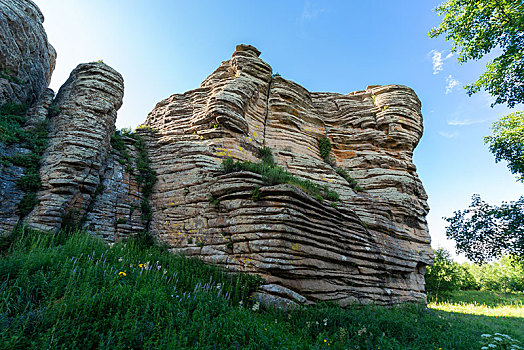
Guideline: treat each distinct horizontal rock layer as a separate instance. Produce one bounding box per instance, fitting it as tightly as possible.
[142,44,433,305]
[26,62,124,232]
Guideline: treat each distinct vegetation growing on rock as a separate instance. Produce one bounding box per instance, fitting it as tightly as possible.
[0,103,49,218]
[222,147,340,203]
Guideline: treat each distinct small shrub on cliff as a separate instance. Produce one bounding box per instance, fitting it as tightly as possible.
[318,137,332,163]
[335,166,364,192]
[0,103,27,145]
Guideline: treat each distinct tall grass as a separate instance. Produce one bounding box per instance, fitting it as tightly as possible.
[0,228,522,349]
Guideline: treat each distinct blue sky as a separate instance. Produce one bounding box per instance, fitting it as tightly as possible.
[37,0,523,261]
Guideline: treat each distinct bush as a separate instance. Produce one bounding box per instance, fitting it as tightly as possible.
[335,166,364,192]
[318,137,332,162]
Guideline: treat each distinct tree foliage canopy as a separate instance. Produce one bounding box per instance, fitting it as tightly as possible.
[429,0,524,107]
[445,195,524,263]
[484,111,524,181]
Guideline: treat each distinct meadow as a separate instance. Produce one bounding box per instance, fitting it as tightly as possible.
[0,229,522,349]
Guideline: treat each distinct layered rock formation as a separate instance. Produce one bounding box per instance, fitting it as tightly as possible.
[25,62,124,232]
[0,0,432,306]
[141,44,433,305]
[0,0,56,106]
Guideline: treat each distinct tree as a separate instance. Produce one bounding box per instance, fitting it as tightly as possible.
[445,195,524,263]
[429,0,524,107]
[425,248,462,300]
[431,0,524,263]
[484,111,524,181]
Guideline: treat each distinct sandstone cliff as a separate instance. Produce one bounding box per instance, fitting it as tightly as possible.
[140,45,432,305]
[25,62,124,232]
[0,0,432,307]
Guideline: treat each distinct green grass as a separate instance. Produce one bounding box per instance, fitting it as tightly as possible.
[0,229,522,349]
[0,103,49,217]
[222,147,340,203]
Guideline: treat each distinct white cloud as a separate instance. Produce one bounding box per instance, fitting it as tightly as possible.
[445,75,460,94]
[438,131,459,139]
[301,1,326,21]
[447,118,487,126]
[430,50,453,75]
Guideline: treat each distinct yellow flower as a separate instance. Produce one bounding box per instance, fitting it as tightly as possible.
[138,264,144,269]
[118,271,127,277]
[324,339,327,343]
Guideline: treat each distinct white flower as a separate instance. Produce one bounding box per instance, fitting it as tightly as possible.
[481,334,492,338]
[118,257,123,262]
[239,301,243,306]
[489,344,497,348]
[323,318,328,326]
[252,302,260,311]
[481,347,489,350]
[494,337,503,342]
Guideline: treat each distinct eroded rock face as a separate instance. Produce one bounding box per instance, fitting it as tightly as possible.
[0,0,432,305]
[81,136,146,242]
[25,62,124,232]
[0,0,56,107]
[141,44,433,305]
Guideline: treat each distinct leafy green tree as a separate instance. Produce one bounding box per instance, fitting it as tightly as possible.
[431,0,524,264]
[485,111,524,181]
[429,0,524,107]
[445,195,524,263]
[425,248,462,300]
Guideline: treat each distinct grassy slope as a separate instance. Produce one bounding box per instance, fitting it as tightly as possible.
[0,229,522,349]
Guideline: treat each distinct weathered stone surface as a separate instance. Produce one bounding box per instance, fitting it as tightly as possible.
[0,0,56,107]
[0,144,27,233]
[82,136,146,242]
[141,44,433,305]
[25,62,124,232]
[0,0,433,305]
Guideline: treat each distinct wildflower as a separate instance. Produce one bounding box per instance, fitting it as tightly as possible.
[323,318,328,326]
[252,302,260,312]
[118,271,127,277]
[481,334,492,338]
[489,345,497,348]
[239,301,243,306]
[138,263,144,269]
[324,339,327,343]
[494,337,503,342]
[118,257,123,262]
